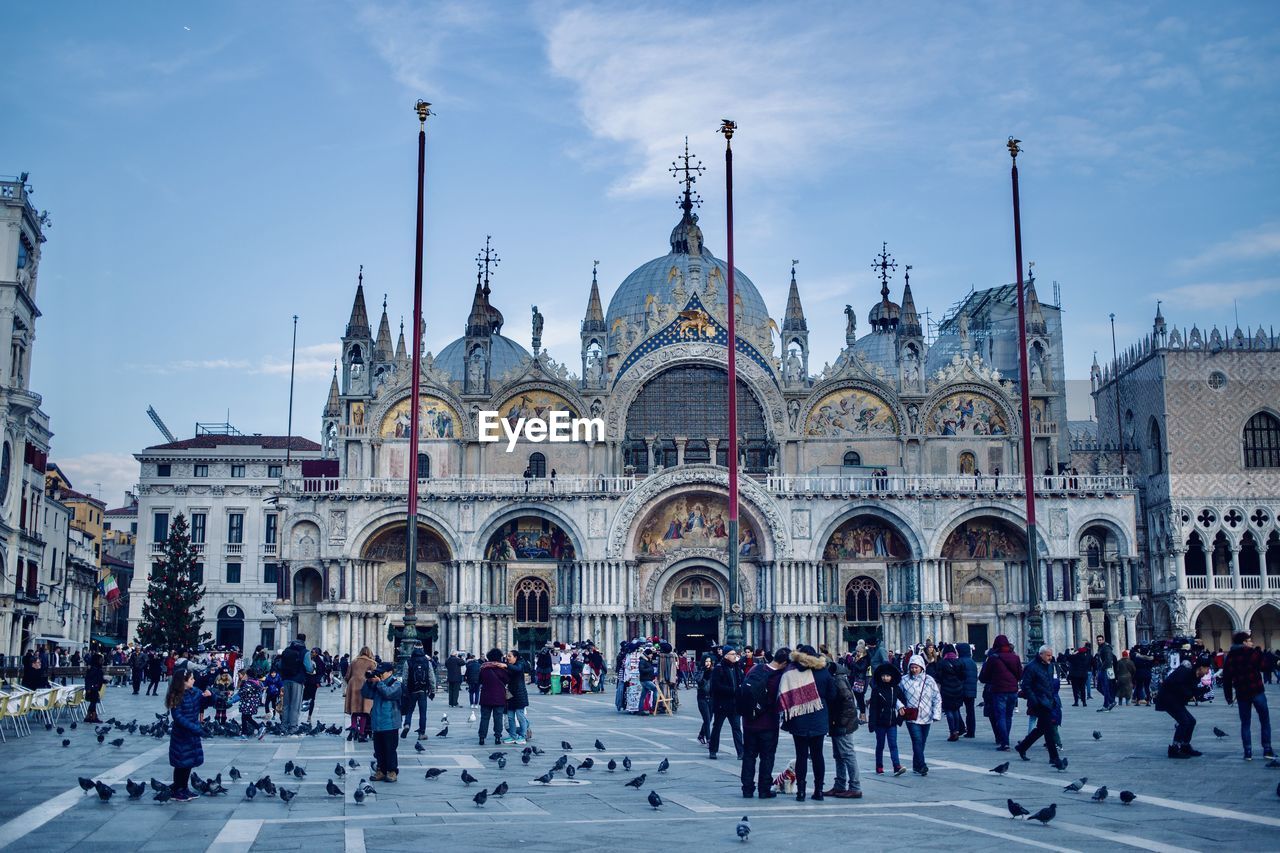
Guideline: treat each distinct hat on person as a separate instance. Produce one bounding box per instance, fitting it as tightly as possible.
[908,653,927,672]
[722,645,738,654]
[374,662,396,675]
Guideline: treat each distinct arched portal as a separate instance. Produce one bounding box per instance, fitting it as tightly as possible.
[1250,603,1280,649]
[844,576,882,647]
[1196,603,1235,651]
[363,523,452,650]
[943,516,1024,653]
[216,603,245,650]
[292,567,324,645]
[512,576,551,661]
[671,575,722,655]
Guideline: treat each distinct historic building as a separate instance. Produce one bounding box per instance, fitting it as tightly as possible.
[264,161,1138,661]
[1088,307,1280,650]
[0,174,54,660]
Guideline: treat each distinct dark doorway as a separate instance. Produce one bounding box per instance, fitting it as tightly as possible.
[674,609,720,655]
[514,626,551,663]
[216,604,245,650]
[966,623,990,657]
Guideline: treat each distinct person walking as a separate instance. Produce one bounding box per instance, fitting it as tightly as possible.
[1015,645,1067,770]
[445,651,465,707]
[901,654,942,776]
[1067,646,1092,707]
[401,641,437,740]
[956,642,979,737]
[477,649,510,745]
[1223,631,1274,761]
[708,646,744,760]
[345,646,377,742]
[504,649,530,744]
[1131,646,1155,705]
[740,647,787,799]
[936,644,965,741]
[145,651,164,696]
[83,653,105,723]
[362,662,404,782]
[978,634,1022,751]
[779,645,834,801]
[464,654,482,708]
[166,666,212,802]
[238,668,263,738]
[1095,634,1117,710]
[1157,655,1211,758]
[825,654,863,798]
[1114,650,1136,706]
[696,655,715,744]
[303,648,323,724]
[868,661,907,775]
[278,635,313,734]
[637,648,659,714]
[131,648,146,695]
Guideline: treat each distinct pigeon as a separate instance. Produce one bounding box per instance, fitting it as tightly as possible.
[442,713,448,723]
[657,758,670,773]
[292,766,307,779]
[97,734,105,744]
[497,755,507,770]
[69,722,77,730]
[95,781,115,801]
[461,769,478,786]
[414,741,425,753]
[648,790,663,809]
[56,726,64,735]
[349,759,359,769]
[353,787,365,805]
[109,737,124,748]
[191,772,205,791]
[44,722,52,731]
[1091,785,1109,803]
[1092,730,1103,740]
[436,726,449,738]
[1007,798,1030,818]
[1063,777,1088,793]
[424,768,447,780]
[326,779,343,796]
[607,759,617,772]
[535,771,554,784]
[990,762,1009,775]
[333,764,344,778]
[150,778,169,792]
[565,764,576,779]
[562,740,573,751]
[521,753,532,765]
[1213,727,1228,739]
[1028,804,1057,825]
[78,777,96,794]
[737,816,750,842]
[229,767,242,781]
[285,760,294,775]
[553,755,568,771]
[245,784,257,800]
[531,746,545,756]
[153,787,172,803]
[625,773,647,789]
[473,788,488,807]
[1268,758,1280,768]
[62,739,70,747]
[1119,790,1136,805]
[492,781,508,797]
[578,757,594,770]
[623,756,632,771]
[595,739,606,751]
[489,751,505,761]
[126,779,146,800]
[279,787,297,803]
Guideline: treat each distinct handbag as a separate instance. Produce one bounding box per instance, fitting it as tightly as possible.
[1105,667,1115,680]
[901,677,925,721]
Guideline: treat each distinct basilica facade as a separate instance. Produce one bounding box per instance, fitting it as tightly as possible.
[263,188,1139,661]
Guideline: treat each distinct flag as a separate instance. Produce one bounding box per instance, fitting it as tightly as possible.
[102,572,120,603]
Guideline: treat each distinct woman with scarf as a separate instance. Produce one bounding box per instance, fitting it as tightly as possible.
[778,645,835,802]
[901,653,942,776]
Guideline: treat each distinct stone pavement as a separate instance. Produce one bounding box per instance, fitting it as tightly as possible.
[1,681,1279,852]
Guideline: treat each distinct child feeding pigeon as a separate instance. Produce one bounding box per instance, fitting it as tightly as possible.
[166,665,215,803]
[361,662,405,782]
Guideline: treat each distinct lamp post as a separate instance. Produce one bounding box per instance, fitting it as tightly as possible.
[399,100,431,673]
[719,119,745,650]
[1009,138,1043,657]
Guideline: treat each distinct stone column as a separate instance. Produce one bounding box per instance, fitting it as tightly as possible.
[707,439,719,464]
[645,436,657,472]
[674,437,687,466]
[1230,544,1241,590]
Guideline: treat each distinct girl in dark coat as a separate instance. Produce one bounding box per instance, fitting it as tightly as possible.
[504,650,531,743]
[167,668,212,801]
[84,654,106,723]
[868,662,907,775]
[935,645,966,740]
[696,655,715,744]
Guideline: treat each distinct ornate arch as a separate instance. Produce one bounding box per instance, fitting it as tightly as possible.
[930,505,1052,560]
[348,507,461,562]
[812,504,923,562]
[920,382,1018,437]
[1189,599,1242,632]
[1073,515,1133,558]
[799,377,905,438]
[491,379,588,423]
[605,344,786,441]
[470,504,587,563]
[1242,599,1280,629]
[606,465,789,559]
[646,556,757,614]
[366,382,472,441]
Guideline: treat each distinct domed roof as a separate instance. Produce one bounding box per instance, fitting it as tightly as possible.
[869,297,900,326]
[605,214,771,355]
[435,334,531,383]
[851,331,900,371]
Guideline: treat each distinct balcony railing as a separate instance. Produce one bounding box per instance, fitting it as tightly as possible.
[225,542,244,557]
[768,473,1135,497]
[1185,575,1208,590]
[277,475,639,497]
[191,542,205,556]
[1212,575,1234,591]
[149,543,165,556]
[261,542,278,558]
[1241,575,1263,591]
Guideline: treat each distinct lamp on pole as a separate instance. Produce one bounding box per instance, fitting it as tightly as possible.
[399,100,431,673]
[1009,138,1044,658]
[719,119,745,650]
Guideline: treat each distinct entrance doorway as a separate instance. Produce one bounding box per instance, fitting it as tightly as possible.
[216,604,245,649]
[674,609,720,655]
[966,623,990,657]
[514,627,551,663]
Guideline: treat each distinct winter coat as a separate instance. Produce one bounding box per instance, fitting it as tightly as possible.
[406,650,437,696]
[361,675,404,732]
[506,659,530,710]
[828,664,860,736]
[901,656,943,726]
[1067,650,1093,679]
[345,654,377,715]
[239,678,264,716]
[478,661,510,707]
[978,635,1023,693]
[1020,658,1062,725]
[696,664,715,700]
[955,644,979,698]
[1113,657,1135,697]
[1155,663,1207,711]
[264,672,282,698]
[936,656,966,710]
[445,654,465,684]
[638,656,657,683]
[1131,650,1154,674]
[169,687,208,769]
[710,659,743,714]
[464,659,482,687]
[85,663,105,702]
[1224,644,1266,701]
[780,650,834,738]
[1095,642,1118,671]
[868,663,908,730]
[279,641,312,685]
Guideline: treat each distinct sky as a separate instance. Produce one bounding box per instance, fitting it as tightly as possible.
[5,1,1279,507]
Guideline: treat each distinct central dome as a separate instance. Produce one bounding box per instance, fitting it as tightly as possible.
[435,334,531,383]
[605,213,771,355]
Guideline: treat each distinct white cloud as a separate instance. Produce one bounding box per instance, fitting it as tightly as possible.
[1174,223,1280,273]
[1156,277,1280,308]
[142,341,341,379]
[355,0,493,96]
[51,452,140,509]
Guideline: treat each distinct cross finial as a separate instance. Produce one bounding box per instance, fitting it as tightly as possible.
[592,259,599,284]
[358,264,363,286]
[871,242,898,296]
[476,235,500,290]
[669,137,705,214]
[383,294,388,313]
[904,264,912,287]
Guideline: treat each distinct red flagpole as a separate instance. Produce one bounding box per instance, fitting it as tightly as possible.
[720,120,744,650]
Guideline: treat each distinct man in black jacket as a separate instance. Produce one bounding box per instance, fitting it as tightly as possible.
[709,647,744,760]
[1156,656,1211,758]
[637,649,659,715]
[401,642,437,740]
[740,648,787,798]
[445,651,465,707]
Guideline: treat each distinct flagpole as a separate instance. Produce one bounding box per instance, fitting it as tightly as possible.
[285,315,298,466]
[1009,138,1044,657]
[400,100,431,672]
[720,120,744,650]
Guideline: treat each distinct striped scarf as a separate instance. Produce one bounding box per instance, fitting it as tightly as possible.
[778,664,824,722]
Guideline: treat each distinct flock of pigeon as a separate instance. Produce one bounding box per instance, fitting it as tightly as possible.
[990,754,1139,827]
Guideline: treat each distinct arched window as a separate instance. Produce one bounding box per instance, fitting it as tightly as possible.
[514,577,549,623]
[1244,412,1280,468]
[842,450,861,467]
[416,452,430,479]
[528,452,546,478]
[1148,418,1163,474]
[844,576,881,623]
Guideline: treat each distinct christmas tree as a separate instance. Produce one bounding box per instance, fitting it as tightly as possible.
[136,513,211,650]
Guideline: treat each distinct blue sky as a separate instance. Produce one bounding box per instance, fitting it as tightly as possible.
[6,1,1279,505]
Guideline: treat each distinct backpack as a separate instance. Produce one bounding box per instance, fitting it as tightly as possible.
[280,645,303,679]
[737,668,770,721]
[410,659,431,692]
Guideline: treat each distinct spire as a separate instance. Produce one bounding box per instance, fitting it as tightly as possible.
[1025,267,1046,335]
[782,260,807,332]
[375,294,393,360]
[899,264,921,337]
[395,317,408,365]
[324,362,341,417]
[582,260,606,333]
[668,139,707,255]
[467,237,504,337]
[345,265,371,339]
